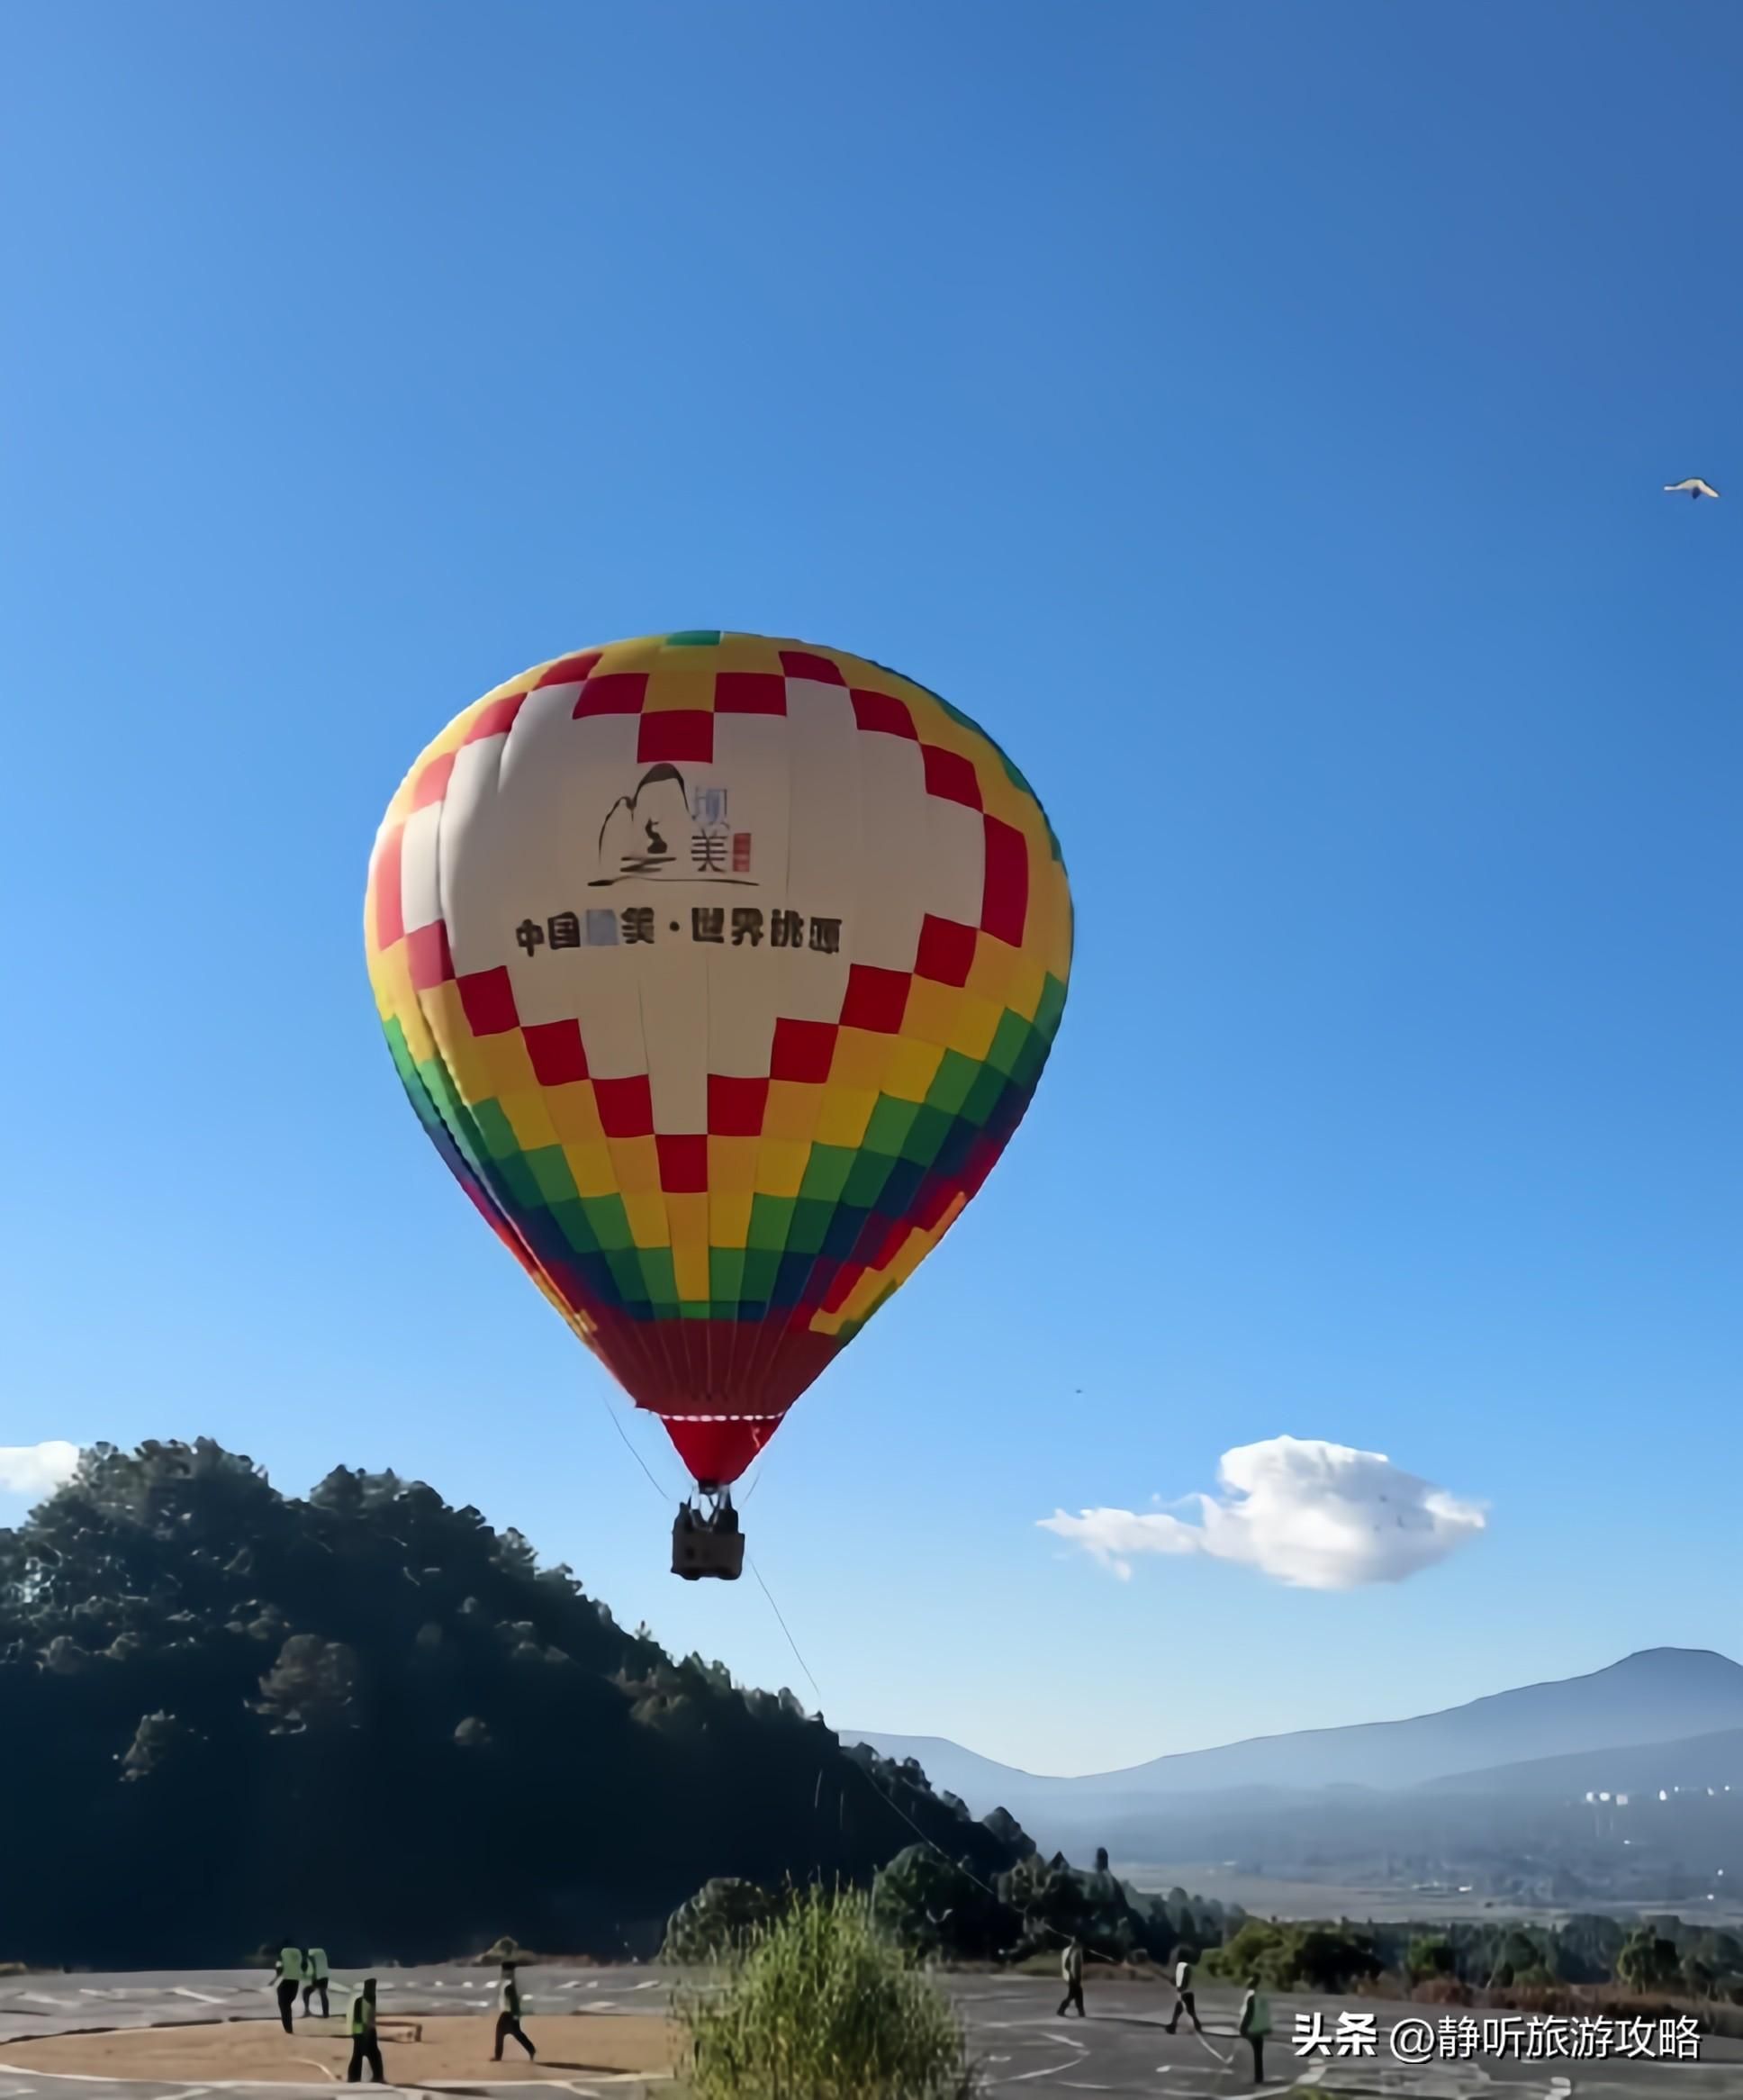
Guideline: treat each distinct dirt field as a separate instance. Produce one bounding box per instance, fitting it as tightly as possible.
[2,2014,679,2084]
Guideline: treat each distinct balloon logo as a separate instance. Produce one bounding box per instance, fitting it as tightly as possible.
[365,633,1072,1492]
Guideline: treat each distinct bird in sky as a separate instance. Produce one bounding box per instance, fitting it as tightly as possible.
[1665,478,1720,501]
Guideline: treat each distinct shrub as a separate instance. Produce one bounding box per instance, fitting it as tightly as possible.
[1412,1974,1474,2006]
[1406,1934,1456,1984]
[664,1878,794,1965]
[677,1884,973,2100]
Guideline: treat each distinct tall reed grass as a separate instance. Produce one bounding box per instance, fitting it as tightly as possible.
[676,1885,975,2099]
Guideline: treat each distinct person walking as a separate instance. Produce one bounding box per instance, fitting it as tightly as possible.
[492,1963,536,2061]
[1237,1973,1273,2085]
[272,1942,303,2033]
[1056,1936,1086,2019]
[1163,1949,1203,2034]
[302,1947,330,2019]
[347,1979,384,2084]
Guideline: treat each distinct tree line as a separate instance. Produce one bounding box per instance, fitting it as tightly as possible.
[668,1865,1743,2006]
[0,1441,1034,1966]
[5,1439,1736,2005]
[665,1851,1242,1969]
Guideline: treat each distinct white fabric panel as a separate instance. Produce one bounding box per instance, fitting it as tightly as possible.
[775,681,859,1025]
[560,711,643,884]
[509,707,652,1068]
[923,794,987,930]
[427,668,1014,1077]
[484,710,641,1035]
[638,910,709,1133]
[705,711,789,1078]
[398,802,444,937]
[495,682,585,796]
[564,941,649,1079]
[853,730,929,972]
[434,738,508,979]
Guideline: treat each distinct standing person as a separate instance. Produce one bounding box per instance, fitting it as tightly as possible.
[347,1979,384,2084]
[302,1947,330,2019]
[273,1942,303,2033]
[1163,1949,1202,2034]
[492,1963,536,2061]
[1237,1973,1272,2085]
[1056,1936,1086,2019]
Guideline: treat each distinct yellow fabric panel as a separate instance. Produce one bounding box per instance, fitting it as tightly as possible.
[480,1030,537,1097]
[546,1081,606,1145]
[882,1036,944,1103]
[814,1086,875,1147]
[607,1135,660,1195]
[501,1089,559,1152]
[754,1141,809,1198]
[563,1142,618,1199]
[762,1081,822,1142]
[899,978,963,1050]
[964,937,1016,1008]
[622,1190,672,1248]
[944,994,1000,1062]
[640,656,718,713]
[829,1026,893,1091]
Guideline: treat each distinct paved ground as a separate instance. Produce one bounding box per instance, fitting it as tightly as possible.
[1,1967,1738,2098]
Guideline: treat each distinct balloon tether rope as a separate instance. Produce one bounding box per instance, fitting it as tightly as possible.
[746,1552,1131,1973]
[593,1388,676,1506]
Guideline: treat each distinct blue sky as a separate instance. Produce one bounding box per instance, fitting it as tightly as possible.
[4,2,1739,1778]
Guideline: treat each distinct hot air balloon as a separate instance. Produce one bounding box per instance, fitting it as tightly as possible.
[364,632,1072,1577]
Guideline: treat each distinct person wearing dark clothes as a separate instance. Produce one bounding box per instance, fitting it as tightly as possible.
[1056,1937,1086,2018]
[347,1979,384,2084]
[492,1965,536,2061]
[1238,1975,1273,2085]
[273,1943,303,2034]
[1163,1951,1203,2034]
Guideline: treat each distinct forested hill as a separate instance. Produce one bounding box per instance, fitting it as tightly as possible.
[0,1441,1027,1968]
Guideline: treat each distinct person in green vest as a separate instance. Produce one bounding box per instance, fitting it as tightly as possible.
[347,1978,383,2084]
[1055,1936,1086,2018]
[1163,1950,1203,2034]
[272,1942,303,2033]
[301,1947,330,2019]
[1237,1973,1273,2085]
[492,1962,536,2061]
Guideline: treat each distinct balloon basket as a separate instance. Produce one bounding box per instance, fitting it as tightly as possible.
[672,1490,745,1581]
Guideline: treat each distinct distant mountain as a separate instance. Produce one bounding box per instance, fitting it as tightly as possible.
[850,1649,1743,1817]
[1418,1724,1743,1799]
[843,1732,1054,1805]
[847,1728,1069,1809]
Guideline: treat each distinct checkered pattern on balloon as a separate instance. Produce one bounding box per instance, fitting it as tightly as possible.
[365,632,1072,1493]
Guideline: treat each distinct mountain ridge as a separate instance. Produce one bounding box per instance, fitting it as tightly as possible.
[1414,1722,1743,1798]
[850,1648,1743,1813]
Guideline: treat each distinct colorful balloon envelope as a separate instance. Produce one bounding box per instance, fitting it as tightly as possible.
[364,632,1072,1490]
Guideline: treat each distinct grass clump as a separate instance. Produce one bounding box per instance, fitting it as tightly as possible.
[677,1884,974,2100]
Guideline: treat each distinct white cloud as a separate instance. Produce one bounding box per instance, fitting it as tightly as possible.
[0,1441,81,1498]
[1038,1435,1486,1590]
